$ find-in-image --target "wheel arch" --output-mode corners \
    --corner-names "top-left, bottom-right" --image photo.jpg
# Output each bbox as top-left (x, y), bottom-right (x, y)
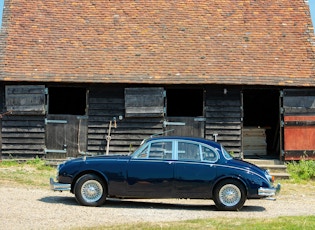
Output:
top-left (211, 176), bottom-right (248, 198)
top-left (71, 170), bottom-right (109, 193)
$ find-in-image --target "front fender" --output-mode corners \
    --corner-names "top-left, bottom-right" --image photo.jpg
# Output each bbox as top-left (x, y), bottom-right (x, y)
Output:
top-left (70, 169), bottom-right (110, 193)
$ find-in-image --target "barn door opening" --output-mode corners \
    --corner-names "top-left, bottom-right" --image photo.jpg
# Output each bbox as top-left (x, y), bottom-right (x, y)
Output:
top-left (164, 88), bottom-right (205, 137)
top-left (45, 87), bottom-right (88, 159)
top-left (242, 89), bottom-right (281, 159)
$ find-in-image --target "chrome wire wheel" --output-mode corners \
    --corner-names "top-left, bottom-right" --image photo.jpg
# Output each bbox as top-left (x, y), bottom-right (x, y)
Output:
top-left (80, 180), bottom-right (103, 203)
top-left (218, 184), bottom-right (241, 207)
top-left (75, 174), bottom-right (107, 206)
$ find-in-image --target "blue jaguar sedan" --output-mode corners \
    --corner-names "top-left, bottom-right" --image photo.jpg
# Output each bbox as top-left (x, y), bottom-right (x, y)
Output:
top-left (50, 136), bottom-right (280, 211)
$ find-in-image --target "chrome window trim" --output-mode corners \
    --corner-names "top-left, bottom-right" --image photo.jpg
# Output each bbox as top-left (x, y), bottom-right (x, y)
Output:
top-left (132, 138), bottom-right (220, 163)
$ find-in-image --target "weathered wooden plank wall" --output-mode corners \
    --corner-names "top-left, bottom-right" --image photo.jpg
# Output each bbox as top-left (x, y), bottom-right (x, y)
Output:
top-left (205, 86), bottom-right (242, 157)
top-left (88, 86), bottom-right (164, 155)
top-left (1, 115), bottom-right (45, 157)
top-left (0, 84), bottom-right (4, 159)
top-left (283, 89), bottom-right (315, 115)
top-left (1, 85), bottom-right (46, 158)
top-left (0, 84), bottom-right (242, 158)
top-left (125, 87), bottom-right (164, 117)
top-left (5, 85), bottom-right (46, 115)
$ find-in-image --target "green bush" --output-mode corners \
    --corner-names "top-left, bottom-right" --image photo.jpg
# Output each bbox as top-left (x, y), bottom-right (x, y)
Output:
top-left (286, 159), bottom-right (315, 181)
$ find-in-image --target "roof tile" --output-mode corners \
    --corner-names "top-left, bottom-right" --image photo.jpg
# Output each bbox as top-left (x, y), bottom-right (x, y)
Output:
top-left (0, 0), bottom-right (314, 86)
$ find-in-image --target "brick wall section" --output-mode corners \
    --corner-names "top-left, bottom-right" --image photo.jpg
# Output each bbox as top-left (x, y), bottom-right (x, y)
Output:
top-left (0, 0), bottom-right (314, 86)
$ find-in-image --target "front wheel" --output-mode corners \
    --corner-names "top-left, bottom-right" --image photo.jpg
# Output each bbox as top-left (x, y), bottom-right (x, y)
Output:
top-left (213, 179), bottom-right (246, 211)
top-left (74, 174), bottom-right (107, 206)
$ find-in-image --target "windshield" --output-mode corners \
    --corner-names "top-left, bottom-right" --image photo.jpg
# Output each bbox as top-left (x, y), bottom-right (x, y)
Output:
top-left (221, 146), bottom-right (233, 160)
top-left (130, 141), bottom-right (147, 157)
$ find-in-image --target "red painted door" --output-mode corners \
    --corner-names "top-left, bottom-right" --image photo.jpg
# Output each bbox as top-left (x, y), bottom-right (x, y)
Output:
top-left (284, 116), bottom-right (315, 160)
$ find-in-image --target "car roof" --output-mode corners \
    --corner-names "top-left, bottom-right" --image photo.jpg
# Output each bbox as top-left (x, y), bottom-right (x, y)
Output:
top-left (145, 136), bottom-right (222, 149)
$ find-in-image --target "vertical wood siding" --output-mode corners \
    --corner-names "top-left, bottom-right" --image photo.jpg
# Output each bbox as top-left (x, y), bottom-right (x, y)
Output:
top-left (205, 87), bottom-right (242, 157)
top-left (88, 86), bottom-right (164, 155)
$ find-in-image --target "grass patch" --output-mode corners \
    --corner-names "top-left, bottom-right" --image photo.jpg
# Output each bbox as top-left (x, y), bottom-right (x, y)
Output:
top-left (75, 216), bottom-right (315, 230)
top-left (0, 157), bottom-right (56, 188)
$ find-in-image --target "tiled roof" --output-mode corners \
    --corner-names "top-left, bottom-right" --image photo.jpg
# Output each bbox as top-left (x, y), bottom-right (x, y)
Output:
top-left (0, 0), bottom-right (314, 86)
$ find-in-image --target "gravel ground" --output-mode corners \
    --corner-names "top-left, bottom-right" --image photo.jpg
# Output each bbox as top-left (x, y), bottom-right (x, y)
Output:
top-left (1, 185), bottom-right (315, 230)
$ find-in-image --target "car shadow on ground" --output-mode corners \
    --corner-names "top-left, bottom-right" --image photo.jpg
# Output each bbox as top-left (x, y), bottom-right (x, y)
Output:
top-left (39, 196), bottom-right (266, 212)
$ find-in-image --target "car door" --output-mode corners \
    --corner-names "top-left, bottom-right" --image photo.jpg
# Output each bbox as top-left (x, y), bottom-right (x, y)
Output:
top-left (173, 141), bottom-right (218, 198)
top-left (126, 140), bottom-right (174, 197)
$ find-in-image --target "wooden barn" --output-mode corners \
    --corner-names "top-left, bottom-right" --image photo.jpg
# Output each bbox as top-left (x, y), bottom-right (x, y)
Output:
top-left (0, 0), bottom-right (314, 161)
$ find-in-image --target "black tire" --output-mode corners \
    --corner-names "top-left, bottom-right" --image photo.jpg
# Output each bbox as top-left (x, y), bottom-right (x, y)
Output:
top-left (213, 179), bottom-right (246, 211)
top-left (74, 174), bottom-right (107, 207)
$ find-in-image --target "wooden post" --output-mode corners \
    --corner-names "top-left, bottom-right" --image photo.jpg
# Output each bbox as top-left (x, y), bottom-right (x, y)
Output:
top-left (106, 121), bottom-right (112, 155)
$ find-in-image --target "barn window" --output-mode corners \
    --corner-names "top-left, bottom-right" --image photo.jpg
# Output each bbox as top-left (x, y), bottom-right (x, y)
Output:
top-left (48, 87), bottom-right (87, 115)
top-left (125, 87), bottom-right (165, 117)
top-left (166, 89), bottom-right (203, 117)
top-left (5, 85), bottom-right (46, 115)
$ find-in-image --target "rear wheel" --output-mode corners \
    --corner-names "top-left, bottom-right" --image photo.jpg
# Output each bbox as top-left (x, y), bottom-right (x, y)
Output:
top-left (213, 179), bottom-right (246, 211)
top-left (74, 174), bottom-right (107, 206)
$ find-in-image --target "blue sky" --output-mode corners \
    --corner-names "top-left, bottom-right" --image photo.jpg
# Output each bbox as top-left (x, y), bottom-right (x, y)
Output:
top-left (0, 0), bottom-right (315, 29)
top-left (310, 0), bottom-right (315, 28)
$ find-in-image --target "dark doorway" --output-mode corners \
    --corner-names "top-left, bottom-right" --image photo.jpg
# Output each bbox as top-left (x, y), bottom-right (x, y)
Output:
top-left (242, 89), bottom-right (280, 158)
top-left (48, 87), bottom-right (86, 115)
top-left (165, 88), bottom-right (205, 137)
top-left (166, 89), bottom-right (203, 117)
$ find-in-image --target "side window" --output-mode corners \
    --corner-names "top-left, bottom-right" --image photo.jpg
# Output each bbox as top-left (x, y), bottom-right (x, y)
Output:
top-left (149, 142), bottom-right (172, 159)
top-left (178, 142), bottom-right (201, 161)
top-left (201, 146), bottom-right (218, 162)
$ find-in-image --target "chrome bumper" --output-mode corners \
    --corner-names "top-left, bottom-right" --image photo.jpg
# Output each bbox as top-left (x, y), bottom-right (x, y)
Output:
top-left (258, 183), bottom-right (281, 197)
top-left (50, 177), bottom-right (71, 191)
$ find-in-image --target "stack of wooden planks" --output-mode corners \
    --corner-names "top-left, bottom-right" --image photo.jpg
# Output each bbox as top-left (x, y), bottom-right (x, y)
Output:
top-left (243, 127), bottom-right (267, 156)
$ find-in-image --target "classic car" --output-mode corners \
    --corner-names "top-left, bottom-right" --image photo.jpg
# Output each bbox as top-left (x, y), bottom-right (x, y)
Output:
top-left (50, 136), bottom-right (280, 211)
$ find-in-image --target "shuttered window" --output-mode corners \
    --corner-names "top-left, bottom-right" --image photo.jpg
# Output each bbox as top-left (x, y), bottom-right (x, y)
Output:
top-left (125, 87), bottom-right (165, 117)
top-left (283, 89), bottom-right (315, 115)
top-left (5, 85), bottom-right (46, 115)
